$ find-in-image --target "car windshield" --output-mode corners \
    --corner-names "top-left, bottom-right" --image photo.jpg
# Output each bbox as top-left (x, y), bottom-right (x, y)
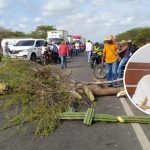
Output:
top-left (49, 38), bottom-right (62, 44)
top-left (15, 40), bottom-right (35, 46)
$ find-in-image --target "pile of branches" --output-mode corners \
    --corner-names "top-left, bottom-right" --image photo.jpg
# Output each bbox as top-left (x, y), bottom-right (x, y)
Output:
top-left (0, 58), bottom-right (124, 136)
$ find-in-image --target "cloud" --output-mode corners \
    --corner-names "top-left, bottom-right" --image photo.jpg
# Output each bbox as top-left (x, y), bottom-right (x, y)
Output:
top-left (91, 0), bottom-right (110, 6)
top-left (120, 17), bottom-right (135, 25)
top-left (0, 0), bottom-right (9, 9)
top-left (42, 0), bottom-right (73, 16)
top-left (0, 0), bottom-right (149, 41)
top-left (20, 17), bottom-right (29, 22)
top-left (34, 17), bottom-right (42, 23)
top-left (0, 20), bottom-right (5, 26)
top-left (18, 23), bottom-right (26, 29)
top-left (57, 10), bottom-right (139, 41)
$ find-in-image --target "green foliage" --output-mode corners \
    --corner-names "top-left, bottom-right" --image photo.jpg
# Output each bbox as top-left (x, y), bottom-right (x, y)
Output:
top-left (0, 58), bottom-right (72, 136)
top-left (36, 25), bottom-right (56, 33)
top-left (0, 25), bottom-right (57, 41)
top-left (33, 25), bottom-right (56, 39)
top-left (116, 27), bottom-right (150, 46)
top-left (10, 31), bottom-right (27, 37)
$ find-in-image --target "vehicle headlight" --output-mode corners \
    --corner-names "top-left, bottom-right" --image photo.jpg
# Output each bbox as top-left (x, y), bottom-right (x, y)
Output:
top-left (20, 49), bottom-right (30, 54)
top-left (18, 49), bottom-right (30, 57)
top-left (23, 49), bottom-right (30, 53)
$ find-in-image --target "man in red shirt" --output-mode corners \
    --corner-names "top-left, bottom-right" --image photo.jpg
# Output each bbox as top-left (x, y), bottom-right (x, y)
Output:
top-left (58, 40), bottom-right (69, 69)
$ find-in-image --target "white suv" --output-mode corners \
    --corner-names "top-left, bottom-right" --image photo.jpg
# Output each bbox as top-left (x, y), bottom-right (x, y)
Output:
top-left (9, 39), bottom-right (45, 61)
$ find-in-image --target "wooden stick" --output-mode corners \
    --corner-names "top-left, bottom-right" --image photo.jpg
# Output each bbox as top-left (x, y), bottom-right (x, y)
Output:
top-left (87, 78), bottom-right (123, 85)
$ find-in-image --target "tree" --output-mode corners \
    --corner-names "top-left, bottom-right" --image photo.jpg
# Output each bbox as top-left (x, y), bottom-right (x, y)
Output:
top-left (31, 25), bottom-right (56, 39)
top-left (0, 25), bottom-right (57, 42)
top-left (116, 27), bottom-right (150, 46)
top-left (36, 25), bottom-right (56, 34)
top-left (11, 31), bottom-right (26, 37)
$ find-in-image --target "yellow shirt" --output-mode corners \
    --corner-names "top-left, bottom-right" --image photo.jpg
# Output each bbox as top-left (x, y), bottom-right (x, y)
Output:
top-left (103, 43), bottom-right (118, 63)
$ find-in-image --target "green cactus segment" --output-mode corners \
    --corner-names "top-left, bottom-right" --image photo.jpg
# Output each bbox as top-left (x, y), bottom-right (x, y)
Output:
top-left (60, 112), bottom-right (85, 120)
top-left (121, 116), bottom-right (150, 124)
top-left (83, 108), bottom-right (95, 125)
top-left (94, 114), bottom-right (118, 122)
top-left (60, 109), bottom-right (150, 125)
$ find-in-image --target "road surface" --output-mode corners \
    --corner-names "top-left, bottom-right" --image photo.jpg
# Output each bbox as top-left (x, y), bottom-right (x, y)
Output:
top-left (0, 53), bottom-right (150, 150)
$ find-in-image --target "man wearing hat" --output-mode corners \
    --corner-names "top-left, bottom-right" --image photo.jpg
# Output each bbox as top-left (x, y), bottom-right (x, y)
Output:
top-left (102, 35), bottom-right (118, 87)
top-left (117, 40), bottom-right (129, 78)
top-left (127, 40), bottom-right (138, 55)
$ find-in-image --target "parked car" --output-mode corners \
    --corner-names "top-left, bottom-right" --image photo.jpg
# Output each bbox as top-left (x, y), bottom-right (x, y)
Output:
top-left (8, 39), bottom-right (45, 61)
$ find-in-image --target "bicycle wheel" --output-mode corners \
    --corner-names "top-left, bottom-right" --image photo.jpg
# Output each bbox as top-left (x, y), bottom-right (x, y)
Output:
top-left (94, 64), bottom-right (106, 79)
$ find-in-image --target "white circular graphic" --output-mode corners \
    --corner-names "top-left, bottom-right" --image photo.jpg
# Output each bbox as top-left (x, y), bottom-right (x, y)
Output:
top-left (124, 43), bottom-right (150, 115)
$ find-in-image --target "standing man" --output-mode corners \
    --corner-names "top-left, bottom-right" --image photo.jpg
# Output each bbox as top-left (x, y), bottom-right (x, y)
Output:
top-left (127, 40), bottom-right (138, 55)
top-left (117, 40), bottom-right (130, 78)
top-left (102, 35), bottom-right (118, 87)
top-left (51, 42), bottom-right (59, 64)
top-left (3, 41), bottom-right (10, 56)
top-left (86, 40), bottom-right (93, 62)
top-left (75, 42), bottom-right (79, 56)
top-left (58, 40), bottom-right (69, 69)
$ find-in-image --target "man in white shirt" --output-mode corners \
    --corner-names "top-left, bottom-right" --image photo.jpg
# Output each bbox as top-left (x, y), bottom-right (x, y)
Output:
top-left (75, 42), bottom-right (79, 56)
top-left (132, 75), bottom-right (150, 114)
top-left (85, 40), bottom-right (93, 62)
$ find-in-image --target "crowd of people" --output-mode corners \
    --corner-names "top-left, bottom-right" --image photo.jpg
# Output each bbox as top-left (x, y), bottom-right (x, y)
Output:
top-left (85, 35), bottom-right (138, 87)
top-left (41, 40), bottom-right (85, 69)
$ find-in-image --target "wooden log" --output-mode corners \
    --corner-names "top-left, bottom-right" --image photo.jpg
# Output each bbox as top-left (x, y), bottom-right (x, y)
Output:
top-left (88, 85), bottom-right (123, 96)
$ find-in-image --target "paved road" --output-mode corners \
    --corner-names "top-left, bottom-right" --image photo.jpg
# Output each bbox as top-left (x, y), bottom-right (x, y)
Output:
top-left (0, 53), bottom-right (150, 150)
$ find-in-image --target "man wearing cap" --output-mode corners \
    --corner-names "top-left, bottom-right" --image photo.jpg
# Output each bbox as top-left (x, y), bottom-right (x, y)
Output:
top-left (127, 40), bottom-right (138, 55)
top-left (117, 40), bottom-right (129, 78)
top-left (102, 35), bottom-right (118, 87)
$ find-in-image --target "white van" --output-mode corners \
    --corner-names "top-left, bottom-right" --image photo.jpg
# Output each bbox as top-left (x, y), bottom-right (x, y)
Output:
top-left (9, 39), bottom-right (45, 61)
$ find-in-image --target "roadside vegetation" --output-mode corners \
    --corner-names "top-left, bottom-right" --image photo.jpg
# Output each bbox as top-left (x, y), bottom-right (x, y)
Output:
top-left (0, 25), bottom-right (56, 43)
top-left (116, 27), bottom-right (150, 46)
top-left (0, 58), bottom-right (74, 136)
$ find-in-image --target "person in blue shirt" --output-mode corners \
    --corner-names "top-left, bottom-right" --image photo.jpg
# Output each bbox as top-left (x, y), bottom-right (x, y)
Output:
top-left (49, 42), bottom-right (59, 64)
top-left (117, 40), bottom-right (130, 78)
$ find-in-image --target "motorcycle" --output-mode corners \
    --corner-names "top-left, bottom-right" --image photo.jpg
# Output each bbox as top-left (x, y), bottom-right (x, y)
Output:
top-left (90, 51), bottom-right (101, 69)
top-left (90, 51), bottom-right (106, 79)
top-left (41, 47), bottom-right (52, 65)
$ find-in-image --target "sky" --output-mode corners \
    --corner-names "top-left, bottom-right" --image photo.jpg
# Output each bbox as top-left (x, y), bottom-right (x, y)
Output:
top-left (0, 0), bottom-right (150, 41)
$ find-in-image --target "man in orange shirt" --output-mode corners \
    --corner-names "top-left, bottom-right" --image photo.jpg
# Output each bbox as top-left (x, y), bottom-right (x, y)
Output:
top-left (58, 40), bottom-right (69, 69)
top-left (102, 35), bottom-right (118, 87)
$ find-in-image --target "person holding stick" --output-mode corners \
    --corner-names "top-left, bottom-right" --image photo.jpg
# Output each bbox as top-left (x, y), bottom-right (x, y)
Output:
top-left (102, 35), bottom-right (119, 87)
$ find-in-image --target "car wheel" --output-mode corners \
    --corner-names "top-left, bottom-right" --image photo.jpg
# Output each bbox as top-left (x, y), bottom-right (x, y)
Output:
top-left (30, 53), bottom-right (37, 62)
